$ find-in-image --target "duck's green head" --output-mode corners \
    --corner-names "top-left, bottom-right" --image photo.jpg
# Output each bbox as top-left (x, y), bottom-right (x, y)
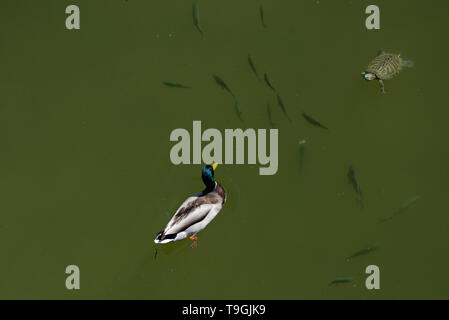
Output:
top-left (202, 163), bottom-right (218, 189)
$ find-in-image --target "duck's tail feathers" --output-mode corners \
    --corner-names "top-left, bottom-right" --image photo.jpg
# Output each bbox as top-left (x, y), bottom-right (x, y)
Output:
top-left (154, 238), bottom-right (174, 244)
top-left (154, 231), bottom-right (177, 244)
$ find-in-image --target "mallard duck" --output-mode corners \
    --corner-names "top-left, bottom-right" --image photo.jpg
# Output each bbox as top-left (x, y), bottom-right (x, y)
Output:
top-left (154, 163), bottom-right (226, 248)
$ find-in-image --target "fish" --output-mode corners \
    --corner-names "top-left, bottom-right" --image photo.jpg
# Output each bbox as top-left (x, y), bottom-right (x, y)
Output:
top-left (302, 112), bottom-right (329, 130)
top-left (212, 74), bottom-right (235, 99)
top-left (345, 243), bottom-right (380, 261)
top-left (328, 277), bottom-right (353, 286)
top-left (248, 54), bottom-right (262, 82)
top-left (192, 1), bottom-right (204, 35)
top-left (264, 72), bottom-right (276, 92)
top-left (154, 248), bottom-right (158, 260)
top-left (276, 93), bottom-right (292, 122)
top-left (163, 81), bottom-right (191, 89)
top-left (267, 103), bottom-right (275, 127)
top-left (259, 5), bottom-right (267, 28)
top-left (347, 165), bottom-right (363, 207)
top-left (379, 195), bottom-right (420, 222)
top-left (234, 100), bottom-right (245, 124)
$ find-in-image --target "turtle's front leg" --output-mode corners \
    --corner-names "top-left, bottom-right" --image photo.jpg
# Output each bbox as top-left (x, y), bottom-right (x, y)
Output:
top-left (379, 79), bottom-right (386, 93)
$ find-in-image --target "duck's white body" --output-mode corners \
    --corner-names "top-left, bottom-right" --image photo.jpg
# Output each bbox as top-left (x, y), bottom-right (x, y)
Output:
top-left (154, 181), bottom-right (226, 244)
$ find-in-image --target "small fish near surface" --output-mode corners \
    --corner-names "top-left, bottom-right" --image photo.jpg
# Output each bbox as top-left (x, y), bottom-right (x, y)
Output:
top-left (328, 277), bottom-right (353, 286)
top-left (212, 74), bottom-right (235, 99)
top-left (248, 54), bottom-right (262, 82)
top-left (192, 0), bottom-right (204, 35)
top-left (379, 195), bottom-right (420, 223)
top-left (302, 112), bottom-right (329, 130)
top-left (163, 81), bottom-right (191, 89)
top-left (345, 243), bottom-right (380, 262)
top-left (276, 93), bottom-right (292, 123)
top-left (264, 72), bottom-right (276, 92)
top-left (347, 165), bottom-right (363, 207)
top-left (267, 103), bottom-right (275, 128)
top-left (259, 5), bottom-right (267, 28)
top-left (234, 100), bottom-right (245, 124)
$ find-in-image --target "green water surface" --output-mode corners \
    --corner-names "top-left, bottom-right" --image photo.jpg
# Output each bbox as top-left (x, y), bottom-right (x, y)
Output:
top-left (0, 0), bottom-right (448, 299)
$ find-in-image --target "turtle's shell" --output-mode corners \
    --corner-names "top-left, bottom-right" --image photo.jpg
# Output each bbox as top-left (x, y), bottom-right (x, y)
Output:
top-left (366, 53), bottom-right (404, 80)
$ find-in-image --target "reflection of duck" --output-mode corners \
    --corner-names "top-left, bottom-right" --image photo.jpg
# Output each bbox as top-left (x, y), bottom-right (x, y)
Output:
top-left (154, 163), bottom-right (226, 248)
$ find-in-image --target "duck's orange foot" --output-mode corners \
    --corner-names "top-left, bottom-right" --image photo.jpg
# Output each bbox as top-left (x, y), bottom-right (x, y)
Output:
top-left (189, 236), bottom-right (198, 248)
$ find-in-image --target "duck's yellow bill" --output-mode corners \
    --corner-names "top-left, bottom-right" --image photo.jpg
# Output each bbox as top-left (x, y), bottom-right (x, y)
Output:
top-left (212, 163), bottom-right (218, 170)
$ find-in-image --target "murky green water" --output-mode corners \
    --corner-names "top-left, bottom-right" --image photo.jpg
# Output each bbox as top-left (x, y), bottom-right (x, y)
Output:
top-left (1, 0), bottom-right (448, 299)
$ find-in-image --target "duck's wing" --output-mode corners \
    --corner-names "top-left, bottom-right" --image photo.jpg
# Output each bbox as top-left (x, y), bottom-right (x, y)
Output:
top-left (161, 195), bottom-right (216, 237)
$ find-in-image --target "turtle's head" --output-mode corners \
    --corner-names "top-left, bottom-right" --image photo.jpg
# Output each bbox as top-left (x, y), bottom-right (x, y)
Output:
top-left (202, 163), bottom-right (218, 190)
top-left (361, 72), bottom-right (377, 81)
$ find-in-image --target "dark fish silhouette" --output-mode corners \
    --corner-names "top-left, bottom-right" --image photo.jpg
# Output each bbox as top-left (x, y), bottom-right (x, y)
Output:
top-left (379, 195), bottom-right (420, 222)
top-left (276, 93), bottom-right (292, 122)
top-left (328, 277), bottom-right (353, 286)
top-left (192, 1), bottom-right (204, 35)
top-left (348, 165), bottom-right (363, 207)
top-left (163, 81), bottom-right (191, 89)
top-left (212, 74), bottom-right (235, 99)
top-left (234, 100), bottom-right (244, 124)
top-left (302, 112), bottom-right (329, 130)
top-left (260, 5), bottom-right (267, 28)
top-left (267, 103), bottom-right (275, 127)
top-left (264, 72), bottom-right (276, 92)
top-left (248, 54), bottom-right (262, 82)
top-left (345, 243), bottom-right (380, 261)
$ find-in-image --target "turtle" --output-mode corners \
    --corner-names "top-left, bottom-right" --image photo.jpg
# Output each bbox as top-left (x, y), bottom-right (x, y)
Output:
top-left (362, 49), bottom-right (413, 93)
